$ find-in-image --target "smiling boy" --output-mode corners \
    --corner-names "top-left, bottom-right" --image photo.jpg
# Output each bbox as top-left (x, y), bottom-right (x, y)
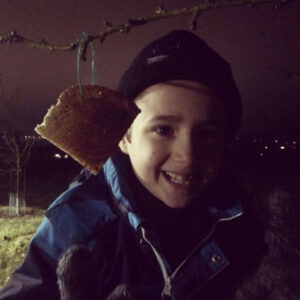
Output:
top-left (119, 80), bottom-right (226, 209)
top-left (0, 30), bottom-right (263, 300)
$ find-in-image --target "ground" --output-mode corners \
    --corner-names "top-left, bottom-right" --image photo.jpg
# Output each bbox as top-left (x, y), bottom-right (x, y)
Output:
top-left (0, 207), bottom-right (44, 289)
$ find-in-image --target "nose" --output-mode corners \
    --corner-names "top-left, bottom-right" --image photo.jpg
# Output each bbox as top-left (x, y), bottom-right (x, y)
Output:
top-left (171, 133), bottom-right (196, 166)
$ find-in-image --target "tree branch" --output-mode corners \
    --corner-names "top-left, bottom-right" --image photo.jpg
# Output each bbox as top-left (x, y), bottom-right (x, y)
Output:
top-left (0, 0), bottom-right (292, 59)
top-left (0, 167), bottom-right (16, 173)
top-left (21, 140), bottom-right (35, 168)
top-left (2, 131), bottom-right (17, 155)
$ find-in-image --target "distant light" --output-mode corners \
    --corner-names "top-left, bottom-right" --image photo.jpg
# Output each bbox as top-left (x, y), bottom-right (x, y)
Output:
top-left (253, 139), bottom-right (257, 143)
top-left (64, 154), bottom-right (68, 159)
top-left (259, 153), bottom-right (264, 157)
top-left (54, 153), bottom-right (62, 159)
top-left (274, 139), bottom-right (278, 143)
top-left (292, 141), bottom-right (297, 145)
top-left (280, 146), bottom-right (285, 150)
top-left (264, 146), bottom-right (268, 150)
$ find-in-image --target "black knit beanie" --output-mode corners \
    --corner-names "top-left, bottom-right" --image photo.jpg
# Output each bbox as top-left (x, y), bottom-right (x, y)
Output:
top-left (117, 30), bottom-right (242, 138)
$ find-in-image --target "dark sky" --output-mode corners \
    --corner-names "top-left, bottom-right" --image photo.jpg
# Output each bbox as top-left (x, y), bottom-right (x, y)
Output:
top-left (0, 0), bottom-right (299, 135)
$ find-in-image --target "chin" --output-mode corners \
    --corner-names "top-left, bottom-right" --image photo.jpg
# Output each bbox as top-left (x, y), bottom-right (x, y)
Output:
top-left (162, 198), bottom-right (194, 209)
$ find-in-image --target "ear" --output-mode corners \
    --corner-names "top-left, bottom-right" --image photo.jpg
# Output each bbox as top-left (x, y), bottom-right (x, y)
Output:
top-left (118, 135), bottom-right (129, 154)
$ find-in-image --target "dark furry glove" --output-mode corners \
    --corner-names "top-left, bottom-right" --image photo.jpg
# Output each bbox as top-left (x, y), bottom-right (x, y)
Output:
top-left (234, 187), bottom-right (300, 300)
top-left (56, 244), bottom-right (97, 300)
top-left (106, 284), bottom-right (134, 300)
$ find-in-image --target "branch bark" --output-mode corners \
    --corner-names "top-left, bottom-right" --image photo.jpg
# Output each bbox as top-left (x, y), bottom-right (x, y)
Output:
top-left (0, 0), bottom-right (292, 59)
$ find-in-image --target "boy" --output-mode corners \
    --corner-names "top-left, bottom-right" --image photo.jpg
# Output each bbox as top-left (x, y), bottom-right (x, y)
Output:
top-left (0, 30), bottom-right (263, 299)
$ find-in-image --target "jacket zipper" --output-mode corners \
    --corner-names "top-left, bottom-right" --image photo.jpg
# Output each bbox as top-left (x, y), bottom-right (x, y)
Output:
top-left (141, 212), bottom-right (243, 299)
top-left (140, 227), bottom-right (170, 284)
top-left (172, 213), bottom-right (243, 299)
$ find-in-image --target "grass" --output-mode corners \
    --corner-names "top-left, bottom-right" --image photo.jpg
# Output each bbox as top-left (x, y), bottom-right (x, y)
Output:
top-left (0, 206), bottom-right (44, 289)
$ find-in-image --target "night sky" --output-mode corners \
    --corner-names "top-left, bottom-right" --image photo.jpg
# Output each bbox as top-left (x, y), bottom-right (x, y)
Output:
top-left (0, 0), bottom-right (299, 135)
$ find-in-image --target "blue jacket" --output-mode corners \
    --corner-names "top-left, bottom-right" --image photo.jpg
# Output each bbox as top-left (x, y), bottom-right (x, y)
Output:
top-left (0, 153), bottom-right (263, 299)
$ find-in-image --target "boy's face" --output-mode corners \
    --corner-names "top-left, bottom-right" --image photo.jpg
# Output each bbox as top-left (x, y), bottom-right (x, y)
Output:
top-left (119, 80), bottom-right (226, 209)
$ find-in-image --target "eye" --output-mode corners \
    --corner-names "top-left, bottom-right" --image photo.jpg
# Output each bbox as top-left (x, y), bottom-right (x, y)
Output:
top-left (198, 129), bottom-right (220, 140)
top-left (154, 125), bottom-right (174, 136)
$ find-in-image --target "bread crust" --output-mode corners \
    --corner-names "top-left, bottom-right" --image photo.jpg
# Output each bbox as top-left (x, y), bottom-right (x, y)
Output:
top-left (35, 85), bottom-right (139, 174)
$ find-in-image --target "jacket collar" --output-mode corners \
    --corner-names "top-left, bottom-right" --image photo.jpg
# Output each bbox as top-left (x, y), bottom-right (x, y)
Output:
top-left (102, 151), bottom-right (244, 231)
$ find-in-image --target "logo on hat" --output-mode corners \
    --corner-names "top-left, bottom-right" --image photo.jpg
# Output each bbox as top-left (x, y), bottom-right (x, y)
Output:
top-left (147, 54), bottom-right (169, 65)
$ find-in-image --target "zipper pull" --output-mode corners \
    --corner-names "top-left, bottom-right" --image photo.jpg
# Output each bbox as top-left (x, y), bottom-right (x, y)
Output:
top-left (161, 276), bottom-right (172, 299)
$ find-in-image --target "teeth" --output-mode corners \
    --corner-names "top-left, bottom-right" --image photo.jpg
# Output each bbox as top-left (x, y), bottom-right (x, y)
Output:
top-left (165, 171), bottom-right (193, 185)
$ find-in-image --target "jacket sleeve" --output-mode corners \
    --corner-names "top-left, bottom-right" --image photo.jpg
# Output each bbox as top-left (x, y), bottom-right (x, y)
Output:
top-left (0, 217), bottom-right (66, 300)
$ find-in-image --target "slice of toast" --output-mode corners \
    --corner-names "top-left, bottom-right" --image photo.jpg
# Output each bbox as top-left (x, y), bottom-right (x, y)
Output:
top-left (35, 85), bottom-right (139, 175)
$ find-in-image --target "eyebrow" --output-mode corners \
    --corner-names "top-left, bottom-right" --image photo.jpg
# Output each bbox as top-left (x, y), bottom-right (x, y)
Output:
top-left (148, 115), bottom-right (223, 126)
top-left (148, 115), bottom-right (182, 122)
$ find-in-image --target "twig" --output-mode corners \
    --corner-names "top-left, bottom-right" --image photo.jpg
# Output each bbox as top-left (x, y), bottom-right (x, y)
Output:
top-left (21, 140), bottom-right (35, 168)
top-left (2, 131), bottom-right (17, 155)
top-left (189, 10), bottom-right (201, 31)
top-left (0, 0), bottom-right (292, 59)
top-left (0, 167), bottom-right (16, 173)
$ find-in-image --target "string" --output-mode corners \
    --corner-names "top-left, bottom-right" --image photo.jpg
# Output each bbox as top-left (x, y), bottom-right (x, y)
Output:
top-left (76, 32), bottom-right (88, 97)
top-left (90, 40), bottom-right (96, 85)
top-left (76, 32), bottom-right (97, 97)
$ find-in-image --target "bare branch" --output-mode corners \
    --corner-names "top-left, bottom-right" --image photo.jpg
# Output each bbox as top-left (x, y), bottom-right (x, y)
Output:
top-left (2, 131), bottom-right (17, 155)
top-left (9, 131), bottom-right (20, 157)
top-left (0, 0), bottom-right (291, 58)
top-left (189, 10), bottom-right (201, 31)
top-left (21, 140), bottom-right (35, 168)
top-left (20, 140), bottom-right (30, 160)
top-left (0, 156), bottom-right (15, 170)
top-left (0, 167), bottom-right (16, 173)
top-left (0, 130), bottom-right (34, 172)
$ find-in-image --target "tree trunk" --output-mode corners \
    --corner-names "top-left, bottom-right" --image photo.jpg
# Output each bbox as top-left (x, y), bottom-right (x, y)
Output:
top-left (15, 155), bottom-right (21, 216)
top-left (8, 166), bottom-right (26, 217)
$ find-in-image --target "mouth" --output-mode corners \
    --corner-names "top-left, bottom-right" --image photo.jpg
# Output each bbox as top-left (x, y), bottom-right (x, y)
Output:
top-left (162, 170), bottom-right (195, 187)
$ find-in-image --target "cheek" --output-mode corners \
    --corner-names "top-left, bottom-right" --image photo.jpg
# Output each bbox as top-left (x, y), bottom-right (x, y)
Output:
top-left (199, 164), bottom-right (220, 187)
top-left (200, 142), bottom-right (223, 163)
top-left (145, 138), bottom-right (167, 159)
top-left (149, 150), bottom-right (163, 173)
top-left (206, 151), bottom-right (223, 173)
top-left (135, 149), bottom-right (160, 175)
top-left (199, 145), bottom-right (224, 182)
top-left (142, 148), bottom-right (167, 179)
top-left (150, 149), bottom-right (160, 160)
